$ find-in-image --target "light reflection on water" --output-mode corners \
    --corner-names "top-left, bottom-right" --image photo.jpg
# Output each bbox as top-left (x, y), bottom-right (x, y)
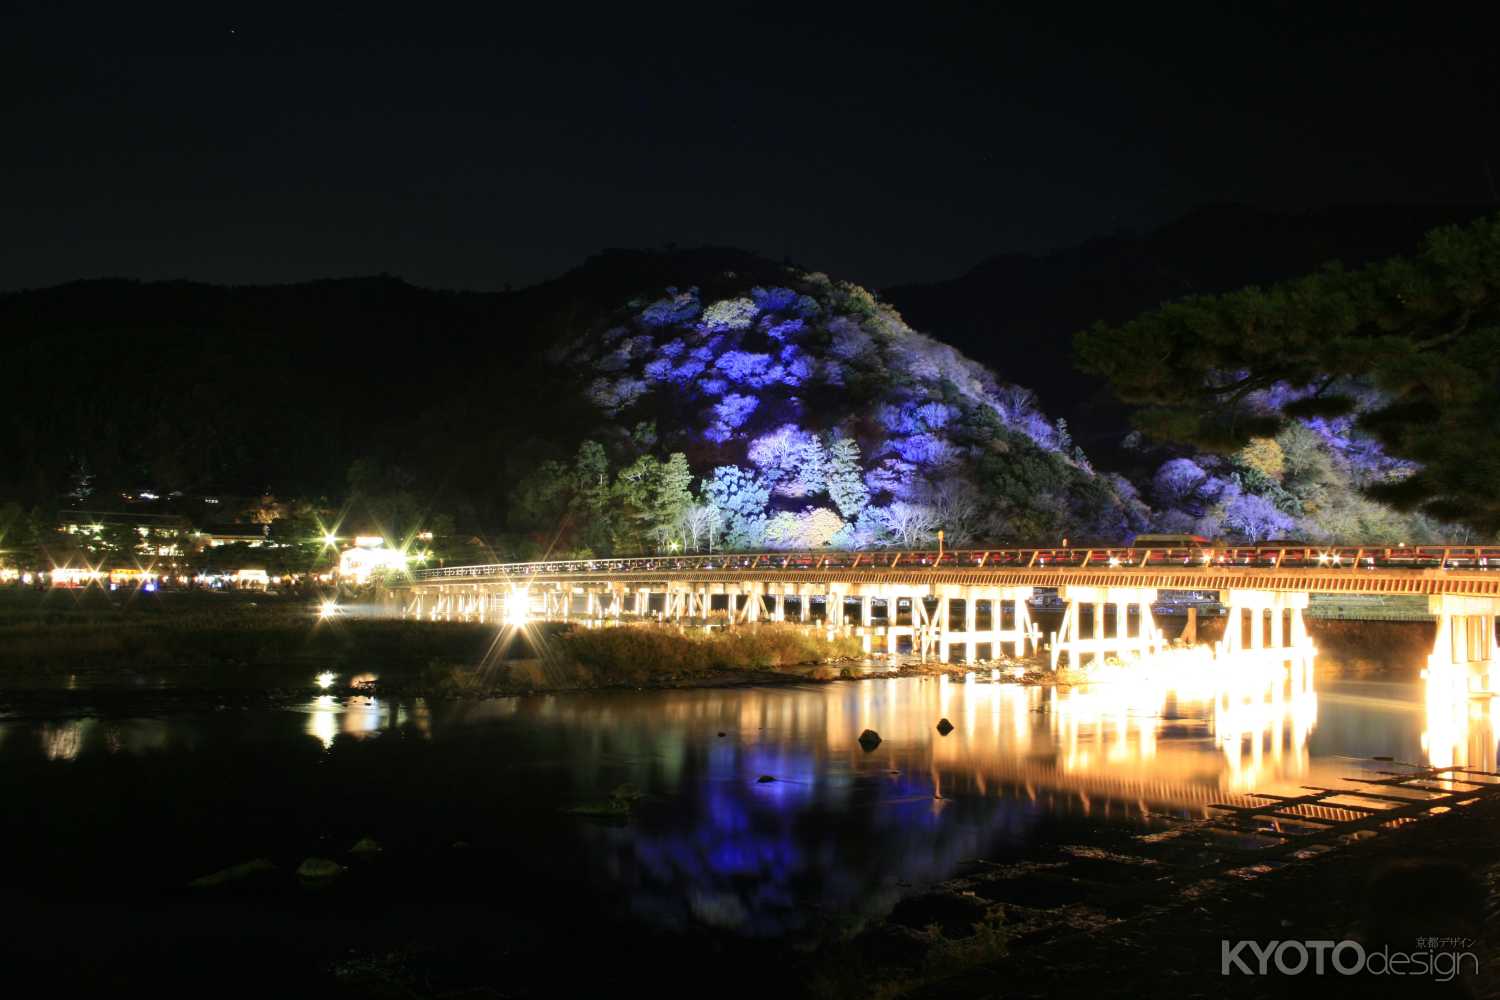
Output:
top-left (7, 656), bottom-right (1494, 795)
top-left (302, 693), bottom-right (395, 749)
top-left (1424, 663), bottom-right (1498, 772)
top-left (34, 718), bottom-right (174, 761)
top-left (468, 652), bottom-right (1492, 818)
top-left (2, 653), bottom-right (1497, 938)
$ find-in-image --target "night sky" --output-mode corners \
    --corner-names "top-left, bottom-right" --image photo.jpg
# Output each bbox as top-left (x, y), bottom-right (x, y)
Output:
top-left (4, 3), bottom-right (1496, 293)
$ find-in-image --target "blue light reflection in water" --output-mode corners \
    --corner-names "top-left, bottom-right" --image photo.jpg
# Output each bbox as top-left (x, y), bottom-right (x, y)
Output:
top-left (0, 662), bottom-right (1493, 941)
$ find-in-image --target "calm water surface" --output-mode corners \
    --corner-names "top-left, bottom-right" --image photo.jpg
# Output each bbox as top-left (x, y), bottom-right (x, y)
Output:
top-left (1, 660), bottom-right (1495, 941)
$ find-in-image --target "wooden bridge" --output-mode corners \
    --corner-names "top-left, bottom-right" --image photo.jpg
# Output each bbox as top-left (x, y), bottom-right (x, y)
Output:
top-left (391, 545), bottom-right (1500, 682)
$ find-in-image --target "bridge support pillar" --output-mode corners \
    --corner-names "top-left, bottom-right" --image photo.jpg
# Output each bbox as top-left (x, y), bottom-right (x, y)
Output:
top-left (1052, 586), bottom-right (1164, 670)
top-left (1427, 595), bottom-right (1499, 694)
top-left (991, 587), bottom-right (1036, 658)
top-left (1218, 590), bottom-right (1312, 662)
top-left (913, 589), bottom-right (935, 660)
top-left (962, 588), bottom-right (978, 664)
top-left (936, 587), bottom-right (953, 663)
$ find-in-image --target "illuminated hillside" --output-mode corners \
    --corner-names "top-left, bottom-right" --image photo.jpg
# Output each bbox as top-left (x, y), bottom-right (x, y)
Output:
top-left (509, 269), bottom-right (1146, 554)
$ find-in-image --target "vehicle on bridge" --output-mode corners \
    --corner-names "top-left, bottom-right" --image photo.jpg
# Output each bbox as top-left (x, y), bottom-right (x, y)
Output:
top-left (1129, 533), bottom-right (1219, 549)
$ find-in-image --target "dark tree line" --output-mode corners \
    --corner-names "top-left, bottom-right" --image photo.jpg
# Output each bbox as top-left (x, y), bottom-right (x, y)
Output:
top-left (1077, 213), bottom-right (1500, 534)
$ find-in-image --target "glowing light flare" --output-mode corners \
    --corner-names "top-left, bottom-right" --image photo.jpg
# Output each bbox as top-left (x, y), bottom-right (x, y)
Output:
top-left (50, 565), bottom-right (105, 587)
top-left (1421, 663), bottom-right (1496, 772)
top-left (505, 588), bottom-right (531, 627)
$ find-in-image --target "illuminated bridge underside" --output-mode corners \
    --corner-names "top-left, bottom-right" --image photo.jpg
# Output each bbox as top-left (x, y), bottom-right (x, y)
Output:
top-left (397, 548), bottom-right (1500, 678)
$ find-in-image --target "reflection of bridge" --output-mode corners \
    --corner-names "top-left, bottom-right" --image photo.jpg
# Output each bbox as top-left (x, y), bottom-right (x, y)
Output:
top-left (394, 545), bottom-right (1500, 682)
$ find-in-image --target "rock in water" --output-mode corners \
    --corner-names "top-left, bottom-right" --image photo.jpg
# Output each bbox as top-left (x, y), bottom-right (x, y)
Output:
top-left (757, 774), bottom-right (776, 783)
top-left (936, 718), bottom-right (955, 735)
top-left (296, 857), bottom-right (343, 882)
top-left (858, 729), bottom-right (882, 751)
top-left (350, 837), bottom-right (382, 859)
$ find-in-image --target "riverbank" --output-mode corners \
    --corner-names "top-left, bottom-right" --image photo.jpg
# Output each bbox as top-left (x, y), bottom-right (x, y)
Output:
top-left (857, 779), bottom-right (1500, 999)
top-left (0, 587), bottom-right (1433, 705)
top-left (0, 588), bottom-right (876, 703)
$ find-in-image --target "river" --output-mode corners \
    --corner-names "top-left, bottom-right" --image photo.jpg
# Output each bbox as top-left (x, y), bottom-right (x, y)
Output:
top-left (1, 654), bottom-right (1494, 992)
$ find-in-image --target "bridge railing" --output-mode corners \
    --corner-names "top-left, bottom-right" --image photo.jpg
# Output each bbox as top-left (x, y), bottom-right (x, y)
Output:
top-left (408, 545), bottom-right (1500, 581)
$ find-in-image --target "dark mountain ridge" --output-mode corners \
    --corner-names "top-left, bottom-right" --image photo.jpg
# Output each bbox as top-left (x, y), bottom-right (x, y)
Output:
top-left (883, 202), bottom-right (1494, 459)
top-left (3, 204), bottom-right (1489, 529)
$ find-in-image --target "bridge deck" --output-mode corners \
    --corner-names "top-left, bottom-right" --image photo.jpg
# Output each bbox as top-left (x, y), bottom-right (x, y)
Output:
top-left (407, 545), bottom-right (1500, 598)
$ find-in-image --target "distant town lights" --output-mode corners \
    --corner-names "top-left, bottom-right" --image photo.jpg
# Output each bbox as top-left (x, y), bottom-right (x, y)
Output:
top-left (338, 544), bottom-right (406, 584)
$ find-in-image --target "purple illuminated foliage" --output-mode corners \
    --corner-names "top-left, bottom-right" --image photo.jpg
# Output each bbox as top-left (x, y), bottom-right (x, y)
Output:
top-left (1221, 492), bottom-right (1295, 542)
top-left (750, 286), bottom-right (800, 313)
top-left (640, 289), bottom-right (701, 327)
top-left (559, 268), bottom-right (1148, 551)
top-left (715, 351), bottom-right (780, 387)
top-left (827, 317), bottom-right (875, 361)
top-left (765, 318), bottom-right (805, 341)
top-left (747, 424), bottom-right (825, 497)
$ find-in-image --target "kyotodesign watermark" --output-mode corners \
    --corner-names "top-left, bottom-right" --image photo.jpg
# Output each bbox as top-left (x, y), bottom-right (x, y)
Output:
top-left (1221, 938), bottom-right (1479, 981)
